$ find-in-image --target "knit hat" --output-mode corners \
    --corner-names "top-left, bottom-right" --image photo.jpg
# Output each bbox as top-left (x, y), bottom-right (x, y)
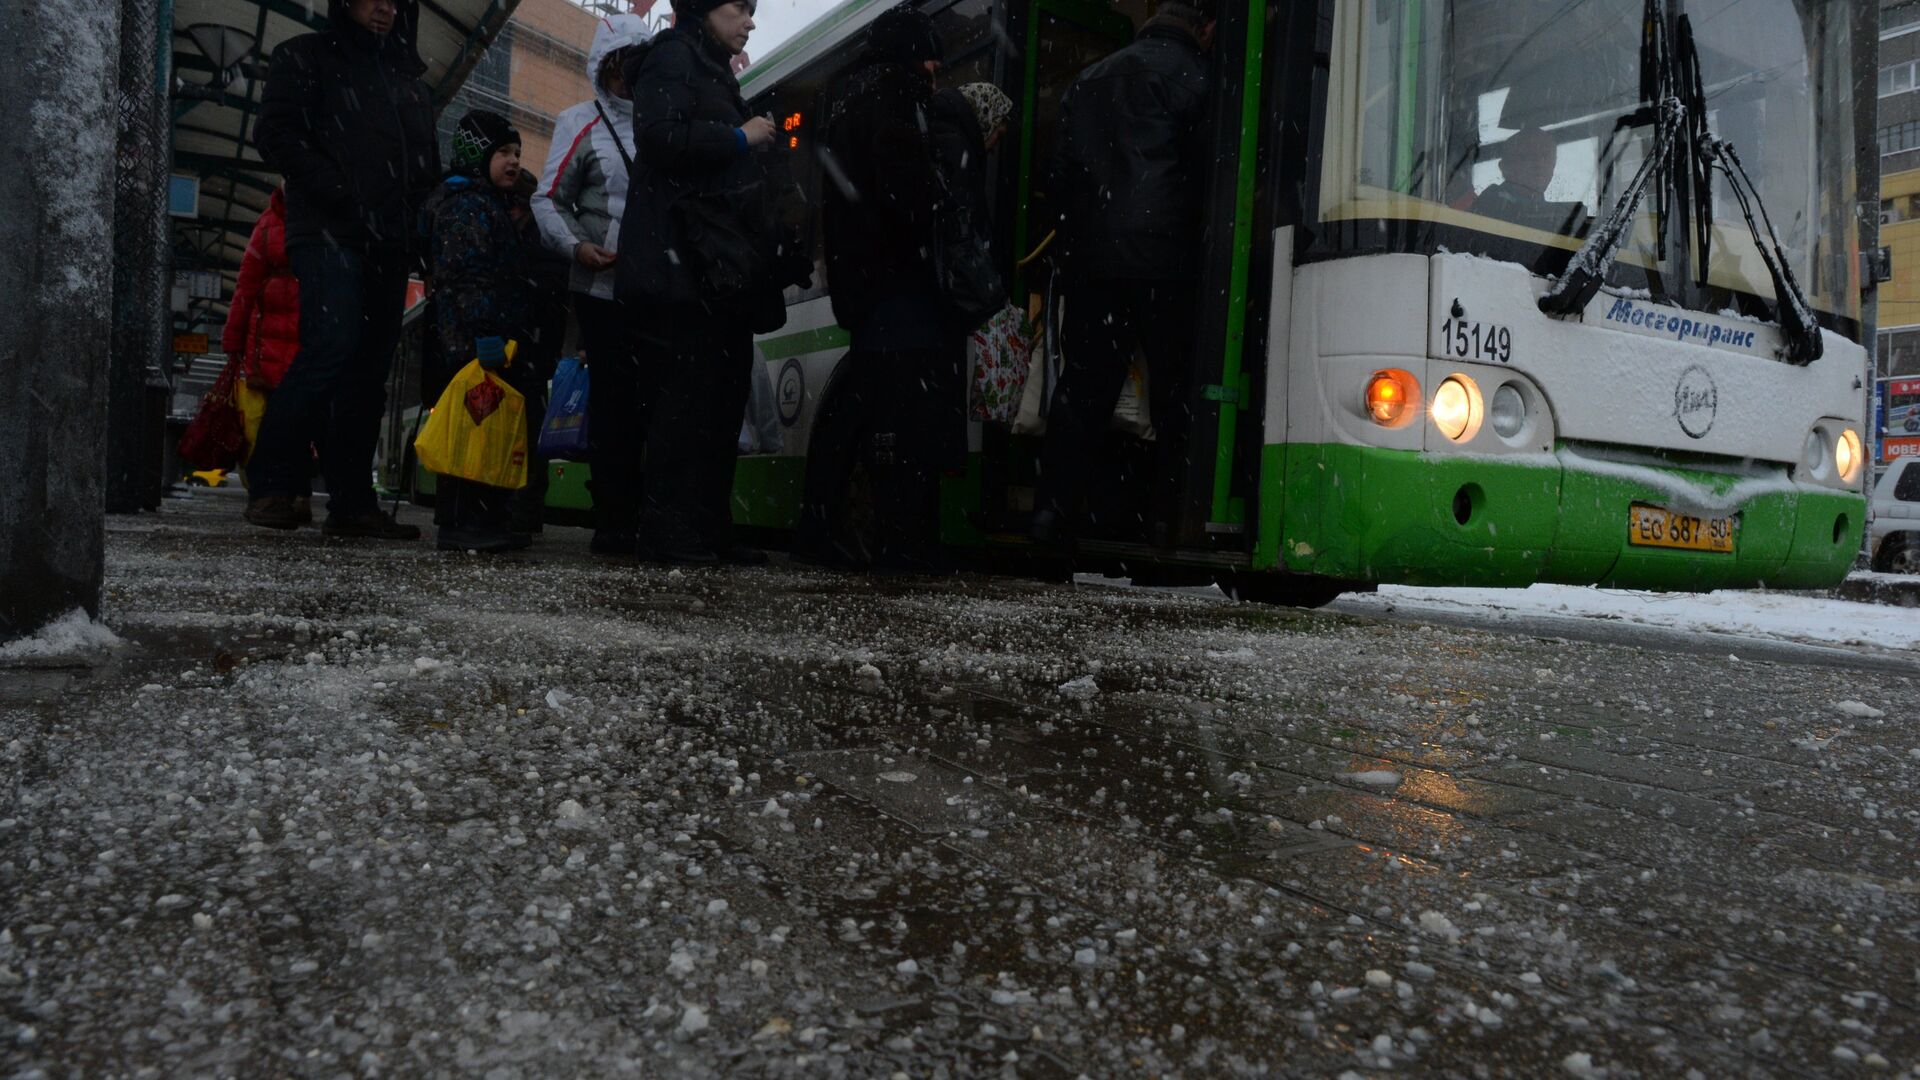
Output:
top-left (958, 82), bottom-right (1013, 135)
top-left (451, 110), bottom-right (520, 174)
top-left (863, 6), bottom-right (943, 67)
top-left (672, 0), bottom-right (747, 31)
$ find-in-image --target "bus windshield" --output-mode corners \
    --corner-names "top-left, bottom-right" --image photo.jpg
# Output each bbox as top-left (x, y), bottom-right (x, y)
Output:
top-left (1316, 0), bottom-right (1859, 324)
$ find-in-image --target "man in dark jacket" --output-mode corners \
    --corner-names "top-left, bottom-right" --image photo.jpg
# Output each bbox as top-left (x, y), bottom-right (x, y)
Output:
top-left (1032, 0), bottom-right (1214, 550)
top-left (616, 0), bottom-right (801, 565)
top-left (812, 8), bottom-right (964, 573)
top-left (245, 0), bottom-right (440, 539)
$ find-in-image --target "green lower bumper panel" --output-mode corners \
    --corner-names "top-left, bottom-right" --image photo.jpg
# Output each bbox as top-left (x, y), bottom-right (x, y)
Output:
top-left (1267, 443), bottom-right (1862, 591)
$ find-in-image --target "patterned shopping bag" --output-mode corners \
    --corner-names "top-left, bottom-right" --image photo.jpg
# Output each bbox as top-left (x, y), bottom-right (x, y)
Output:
top-left (968, 303), bottom-right (1036, 423)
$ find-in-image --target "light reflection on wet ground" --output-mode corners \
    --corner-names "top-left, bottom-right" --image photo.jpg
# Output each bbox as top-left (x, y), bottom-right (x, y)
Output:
top-left (3, 494), bottom-right (1917, 1077)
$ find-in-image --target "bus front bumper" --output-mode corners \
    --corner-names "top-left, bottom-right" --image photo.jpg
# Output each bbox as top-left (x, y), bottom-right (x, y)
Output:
top-left (1267, 443), bottom-right (1863, 591)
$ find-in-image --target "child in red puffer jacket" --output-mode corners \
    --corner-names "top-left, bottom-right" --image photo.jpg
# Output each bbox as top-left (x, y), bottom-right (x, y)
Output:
top-left (222, 187), bottom-right (312, 519)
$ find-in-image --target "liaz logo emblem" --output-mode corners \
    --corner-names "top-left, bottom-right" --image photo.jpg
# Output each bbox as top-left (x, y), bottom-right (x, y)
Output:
top-left (1672, 364), bottom-right (1717, 439)
top-left (777, 358), bottom-right (805, 428)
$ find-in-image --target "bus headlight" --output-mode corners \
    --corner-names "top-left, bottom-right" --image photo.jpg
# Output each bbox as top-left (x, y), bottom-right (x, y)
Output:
top-left (1802, 430), bottom-right (1828, 478)
top-left (1836, 429), bottom-right (1863, 484)
top-left (1490, 384), bottom-right (1526, 439)
top-left (1431, 375), bottom-right (1482, 442)
top-left (1365, 370), bottom-right (1417, 425)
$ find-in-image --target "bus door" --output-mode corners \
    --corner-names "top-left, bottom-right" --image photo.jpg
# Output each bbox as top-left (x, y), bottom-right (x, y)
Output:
top-left (1009, 0), bottom-right (1134, 287)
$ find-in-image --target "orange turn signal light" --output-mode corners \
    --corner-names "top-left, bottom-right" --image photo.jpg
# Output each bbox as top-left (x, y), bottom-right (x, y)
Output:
top-left (1365, 370), bottom-right (1417, 425)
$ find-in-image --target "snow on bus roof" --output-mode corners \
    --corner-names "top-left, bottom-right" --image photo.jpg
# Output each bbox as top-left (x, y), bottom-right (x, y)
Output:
top-left (741, 0), bottom-right (898, 93)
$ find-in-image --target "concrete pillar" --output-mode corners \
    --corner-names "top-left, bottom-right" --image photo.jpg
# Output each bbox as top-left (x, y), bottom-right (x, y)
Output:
top-left (0, 2), bottom-right (122, 639)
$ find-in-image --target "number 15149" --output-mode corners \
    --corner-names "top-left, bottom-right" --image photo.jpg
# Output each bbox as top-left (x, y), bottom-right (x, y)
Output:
top-left (1440, 319), bottom-right (1513, 363)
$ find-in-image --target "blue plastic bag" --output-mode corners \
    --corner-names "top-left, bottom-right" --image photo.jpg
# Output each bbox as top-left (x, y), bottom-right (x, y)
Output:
top-left (537, 357), bottom-right (591, 459)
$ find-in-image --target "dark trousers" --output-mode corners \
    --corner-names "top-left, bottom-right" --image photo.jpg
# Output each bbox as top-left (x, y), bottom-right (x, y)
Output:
top-left (512, 356), bottom-right (554, 532)
top-left (250, 242), bottom-right (411, 517)
top-left (513, 365), bottom-right (550, 532)
top-left (849, 344), bottom-right (966, 560)
top-left (1035, 280), bottom-right (1196, 531)
top-left (639, 322), bottom-right (752, 552)
top-left (577, 295), bottom-right (651, 535)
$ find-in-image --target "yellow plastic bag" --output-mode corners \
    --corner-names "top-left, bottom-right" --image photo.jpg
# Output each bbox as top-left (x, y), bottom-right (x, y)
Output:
top-left (234, 381), bottom-right (270, 462)
top-left (414, 355), bottom-right (528, 490)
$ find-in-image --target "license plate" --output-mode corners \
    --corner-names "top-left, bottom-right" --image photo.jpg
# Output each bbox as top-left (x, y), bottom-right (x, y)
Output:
top-left (1627, 503), bottom-right (1736, 553)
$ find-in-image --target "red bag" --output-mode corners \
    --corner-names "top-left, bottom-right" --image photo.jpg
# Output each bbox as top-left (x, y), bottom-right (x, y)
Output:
top-left (177, 358), bottom-right (248, 470)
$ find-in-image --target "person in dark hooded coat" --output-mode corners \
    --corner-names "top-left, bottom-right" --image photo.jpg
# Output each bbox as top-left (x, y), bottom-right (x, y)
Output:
top-left (246, 0), bottom-right (440, 539)
top-left (1031, 0), bottom-right (1214, 552)
top-left (616, 0), bottom-right (806, 565)
top-left (812, 7), bottom-right (968, 573)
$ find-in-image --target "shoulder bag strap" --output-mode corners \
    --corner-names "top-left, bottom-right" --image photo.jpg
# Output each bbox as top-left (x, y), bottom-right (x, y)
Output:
top-left (593, 100), bottom-right (637, 176)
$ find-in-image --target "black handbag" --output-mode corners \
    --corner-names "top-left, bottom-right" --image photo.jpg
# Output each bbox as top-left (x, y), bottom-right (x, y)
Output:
top-left (930, 167), bottom-right (1003, 330)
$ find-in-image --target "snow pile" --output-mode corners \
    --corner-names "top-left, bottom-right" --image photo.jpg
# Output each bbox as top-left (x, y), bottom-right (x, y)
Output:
top-left (0, 609), bottom-right (120, 660)
top-left (1342, 583), bottom-right (1920, 653)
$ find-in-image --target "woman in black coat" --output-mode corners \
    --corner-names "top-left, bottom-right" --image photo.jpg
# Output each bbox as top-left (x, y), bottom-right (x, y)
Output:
top-left (616, 0), bottom-right (803, 565)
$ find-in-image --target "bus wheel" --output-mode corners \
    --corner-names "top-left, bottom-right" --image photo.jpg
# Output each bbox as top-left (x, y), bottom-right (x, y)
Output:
top-left (1873, 534), bottom-right (1919, 575)
top-left (1216, 571), bottom-right (1349, 609)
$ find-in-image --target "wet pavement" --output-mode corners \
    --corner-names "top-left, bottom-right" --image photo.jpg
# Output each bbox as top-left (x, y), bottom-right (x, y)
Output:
top-left (3, 491), bottom-right (1918, 1078)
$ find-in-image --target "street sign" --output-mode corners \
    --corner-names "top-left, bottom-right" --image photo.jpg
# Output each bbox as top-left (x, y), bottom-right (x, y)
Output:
top-left (1876, 376), bottom-right (1920, 462)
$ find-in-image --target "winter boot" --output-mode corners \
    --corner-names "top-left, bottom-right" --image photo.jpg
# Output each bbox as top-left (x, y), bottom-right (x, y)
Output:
top-left (245, 496), bottom-right (300, 530)
top-left (323, 508), bottom-right (422, 541)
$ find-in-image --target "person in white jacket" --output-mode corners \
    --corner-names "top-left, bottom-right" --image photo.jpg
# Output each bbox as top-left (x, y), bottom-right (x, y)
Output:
top-left (531, 13), bottom-right (655, 556)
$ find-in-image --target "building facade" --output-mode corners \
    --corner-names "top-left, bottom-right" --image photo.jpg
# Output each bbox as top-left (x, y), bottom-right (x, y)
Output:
top-left (1880, 1), bottom-right (1920, 376)
top-left (1881, 2), bottom-right (1920, 465)
top-left (438, 0), bottom-right (606, 184)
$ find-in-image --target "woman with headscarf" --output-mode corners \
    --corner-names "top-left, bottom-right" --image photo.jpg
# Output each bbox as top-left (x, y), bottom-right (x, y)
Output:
top-left (928, 81), bottom-right (1013, 228)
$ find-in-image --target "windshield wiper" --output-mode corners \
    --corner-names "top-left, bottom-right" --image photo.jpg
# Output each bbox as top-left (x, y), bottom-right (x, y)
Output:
top-left (1538, 5), bottom-right (1824, 365)
top-left (1539, 0), bottom-right (1684, 317)
top-left (1536, 95), bottom-right (1686, 317)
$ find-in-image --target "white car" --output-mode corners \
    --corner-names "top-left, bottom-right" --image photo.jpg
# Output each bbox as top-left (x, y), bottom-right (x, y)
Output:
top-left (1869, 456), bottom-right (1920, 574)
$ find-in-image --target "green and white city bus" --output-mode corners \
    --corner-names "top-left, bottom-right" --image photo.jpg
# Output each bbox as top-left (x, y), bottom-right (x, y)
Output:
top-left (404, 0), bottom-right (1874, 606)
top-left (726, 0), bottom-right (1875, 604)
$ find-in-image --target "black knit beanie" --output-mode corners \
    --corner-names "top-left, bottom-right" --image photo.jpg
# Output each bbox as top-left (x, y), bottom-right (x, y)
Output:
top-left (672, 0), bottom-right (739, 32)
top-left (863, 6), bottom-right (943, 67)
top-left (451, 110), bottom-right (520, 175)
